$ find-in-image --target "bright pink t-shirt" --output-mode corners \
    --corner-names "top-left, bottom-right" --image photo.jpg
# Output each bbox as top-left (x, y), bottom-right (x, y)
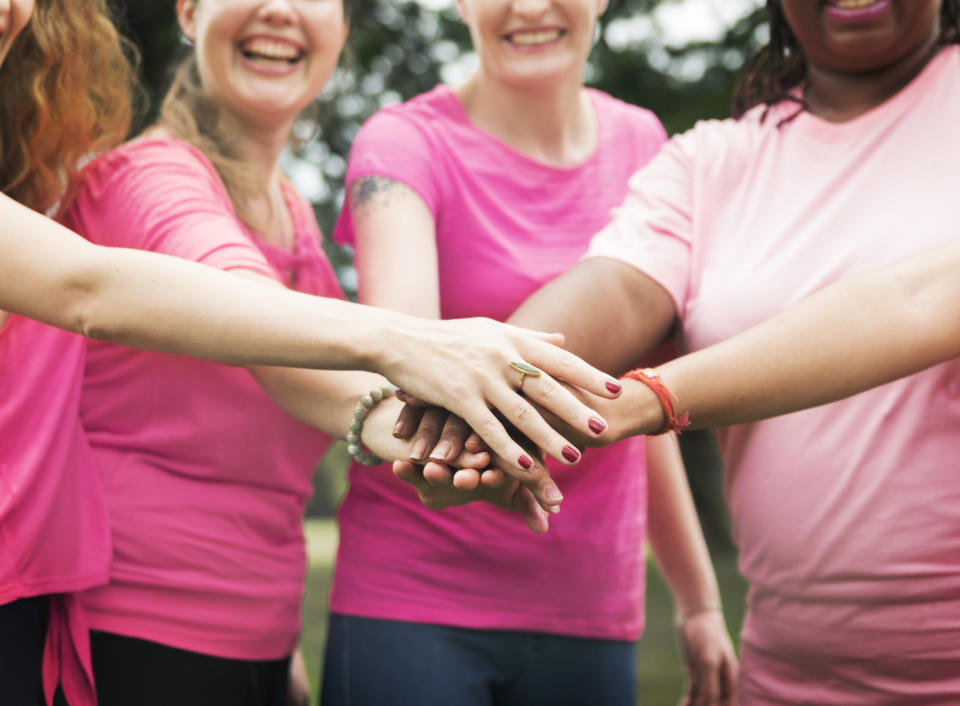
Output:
top-left (0, 319), bottom-right (109, 604)
top-left (331, 86), bottom-right (666, 640)
top-left (60, 137), bottom-right (340, 660)
top-left (588, 46), bottom-right (960, 703)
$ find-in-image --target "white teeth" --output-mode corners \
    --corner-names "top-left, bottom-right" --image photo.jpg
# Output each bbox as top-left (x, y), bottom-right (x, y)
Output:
top-left (832, 0), bottom-right (881, 9)
top-left (508, 30), bottom-right (562, 46)
top-left (240, 38), bottom-right (301, 62)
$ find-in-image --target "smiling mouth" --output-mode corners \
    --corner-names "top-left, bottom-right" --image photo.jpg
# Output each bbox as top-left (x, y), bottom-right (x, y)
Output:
top-left (505, 29), bottom-right (566, 47)
top-left (825, 0), bottom-right (885, 9)
top-left (239, 38), bottom-right (305, 65)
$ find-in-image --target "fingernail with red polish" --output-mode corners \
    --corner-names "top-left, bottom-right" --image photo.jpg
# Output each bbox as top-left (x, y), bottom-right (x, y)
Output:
top-left (562, 446), bottom-right (580, 463)
top-left (588, 417), bottom-right (607, 435)
top-left (517, 454), bottom-right (534, 470)
top-left (606, 380), bottom-right (622, 394)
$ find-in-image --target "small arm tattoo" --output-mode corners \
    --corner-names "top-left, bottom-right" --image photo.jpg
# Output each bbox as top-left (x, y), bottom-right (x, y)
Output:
top-left (350, 176), bottom-right (406, 211)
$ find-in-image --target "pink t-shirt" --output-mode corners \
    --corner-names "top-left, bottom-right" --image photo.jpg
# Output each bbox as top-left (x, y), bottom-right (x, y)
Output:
top-left (60, 137), bottom-right (341, 660)
top-left (588, 46), bottom-right (960, 703)
top-left (0, 319), bottom-right (109, 604)
top-left (331, 86), bottom-right (666, 640)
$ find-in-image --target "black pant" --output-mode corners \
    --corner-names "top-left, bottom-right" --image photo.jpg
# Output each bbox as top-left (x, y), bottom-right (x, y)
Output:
top-left (0, 596), bottom-right (69, 706)
top-left (91, 631), bottom-right (290, 706)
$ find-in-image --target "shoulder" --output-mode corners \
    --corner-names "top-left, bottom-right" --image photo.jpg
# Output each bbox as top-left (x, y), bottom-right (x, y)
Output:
top-left (664, 110), bottom-right (770, 167)
top-left (357, 85), bottom-right (459, 144)
top-left (72, 136), bottom-right (226, 205)
top-left (590, 89), bottom-right (666, 139)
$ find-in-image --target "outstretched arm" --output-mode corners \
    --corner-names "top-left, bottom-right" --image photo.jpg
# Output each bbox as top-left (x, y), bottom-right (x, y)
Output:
top-left (1, 193), bottom-right (621, 484)
top-left (626, 239), bottom-right (960, 433)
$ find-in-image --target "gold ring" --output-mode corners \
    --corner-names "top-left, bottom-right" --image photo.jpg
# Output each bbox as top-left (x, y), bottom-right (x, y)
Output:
top-left (509, 361), bottom-right (543, 389)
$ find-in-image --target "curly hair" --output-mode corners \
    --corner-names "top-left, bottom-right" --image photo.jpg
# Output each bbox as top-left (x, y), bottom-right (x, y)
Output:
top-left (0, 0), bottom-right (139, 213)
top-left (732, 0), bottom-right (960, 119)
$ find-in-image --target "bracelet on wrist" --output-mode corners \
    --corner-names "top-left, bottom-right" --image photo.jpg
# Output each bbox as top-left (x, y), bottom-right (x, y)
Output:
top-left (622, 367), bottom-right (690, 435)
top-left (346, 383), bottom-right (398, 466)
top-left (675, 604), bottom-right (723, 628)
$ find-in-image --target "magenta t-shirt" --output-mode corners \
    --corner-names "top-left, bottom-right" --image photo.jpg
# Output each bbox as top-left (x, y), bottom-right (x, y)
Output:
top-left (0, 318), bottom-right (109, 604)
top-left (588, 46), bottom-right (960, 702)
top-left (331, 86), bottom-right (666, 640)
top-left (60, 137), bottom-right (341, 660)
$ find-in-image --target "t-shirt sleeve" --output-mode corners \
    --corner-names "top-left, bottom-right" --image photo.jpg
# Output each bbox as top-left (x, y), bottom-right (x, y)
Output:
top-left (332, 107), bottom-right (440, 248)
top-left (64, 139), bottom-right (275, 278)
top-left (584, 127), bottom-right (698, 313)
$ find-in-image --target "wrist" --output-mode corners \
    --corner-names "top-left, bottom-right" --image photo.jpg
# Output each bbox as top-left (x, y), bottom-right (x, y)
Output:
top-left (675, 602), bottom-right (723, 628)
top-left (347, 384), bottom-right (401, 464)
top-left (616, 378), bottom-right (668, 438)
top-left (357, 310), bottom-right (414, 378)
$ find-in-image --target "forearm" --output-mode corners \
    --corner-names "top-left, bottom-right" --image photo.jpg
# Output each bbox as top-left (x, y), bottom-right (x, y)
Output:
top-left (659, 243), bottom-right (960, 429)
top-left (1, 194), bottom-right (405, 370)
top-left (508, 257), bottom-right (676, 374)
top-left (645, 434), bottom-right (721, 615)
top-left (250, 365), bottom-right (428, 463)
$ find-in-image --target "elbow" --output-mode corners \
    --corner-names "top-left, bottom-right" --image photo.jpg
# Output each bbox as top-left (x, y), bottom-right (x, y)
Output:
top-left (68, 275), bottom-right (121, 342)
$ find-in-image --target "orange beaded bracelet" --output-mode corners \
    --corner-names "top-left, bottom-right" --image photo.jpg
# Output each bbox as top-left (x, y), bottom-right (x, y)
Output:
top-left (622, 367), bottom-right (690, 435)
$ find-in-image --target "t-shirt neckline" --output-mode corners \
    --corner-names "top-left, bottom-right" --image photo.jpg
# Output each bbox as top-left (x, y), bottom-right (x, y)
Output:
top-left (433, 83), bottom-right (606, 174)
top-left (788, 45), bottom-right (957, 139)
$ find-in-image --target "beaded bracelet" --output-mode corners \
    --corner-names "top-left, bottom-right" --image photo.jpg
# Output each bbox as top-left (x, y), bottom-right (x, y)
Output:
top-left (346, 383), bottom-right (398, 466)
top-left (622, 367), bottom-right (690, 435)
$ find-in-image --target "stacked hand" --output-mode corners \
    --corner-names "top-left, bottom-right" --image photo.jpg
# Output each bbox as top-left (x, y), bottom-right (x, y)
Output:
top-left (380, 319), bottom-right (624, 511)
top-left (392, 393), bottom-right (568, 533)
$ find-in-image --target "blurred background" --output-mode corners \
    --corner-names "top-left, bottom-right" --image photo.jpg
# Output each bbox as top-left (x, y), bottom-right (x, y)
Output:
top-left (114, 1), bottom-right (765, 702)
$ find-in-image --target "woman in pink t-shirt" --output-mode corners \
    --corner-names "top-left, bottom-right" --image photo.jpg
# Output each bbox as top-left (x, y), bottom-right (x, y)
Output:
top-left (0, 2), bottom-right (627, 703)
top-left (325, 1), bottom-right (737, 705)
top-left (424, 0), bottom-right (960, 703)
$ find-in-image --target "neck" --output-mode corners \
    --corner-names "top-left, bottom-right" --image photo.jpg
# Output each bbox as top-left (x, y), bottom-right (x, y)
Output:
top-left (218, 110), bottom-right (291, 186)
top-left (804, 35), bottom-right (941, 122)
top-left (456, 71), bottom-right (596, 166)
top-left (215, 110), bottom-right (295, 247)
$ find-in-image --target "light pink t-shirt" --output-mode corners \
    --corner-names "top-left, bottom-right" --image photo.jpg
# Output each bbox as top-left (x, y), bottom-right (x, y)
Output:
top-left (0, 319), bottom-right (109, 604)
top-left (331, 86), bottom-right (666, 640)
top-left (588, 46), bottom-right (960, 703)
top-left (60, 137), bottom-right (340, 660)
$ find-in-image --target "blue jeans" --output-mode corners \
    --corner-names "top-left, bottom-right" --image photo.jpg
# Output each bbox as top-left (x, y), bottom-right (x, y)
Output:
top-left (321, 614), bottom-right (636, 706)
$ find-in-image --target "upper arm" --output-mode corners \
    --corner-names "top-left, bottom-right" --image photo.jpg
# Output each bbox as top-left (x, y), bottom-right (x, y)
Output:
top-left (0, 192), bottom-right (101, 329)
top-left (348, 176), bottom-right (440, 317)
top-left (334, 109), bottom-right (443, 318)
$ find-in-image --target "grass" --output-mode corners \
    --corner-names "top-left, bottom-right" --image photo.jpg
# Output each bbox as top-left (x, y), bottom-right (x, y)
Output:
top-left (299, 519), bottom-right (747, 706)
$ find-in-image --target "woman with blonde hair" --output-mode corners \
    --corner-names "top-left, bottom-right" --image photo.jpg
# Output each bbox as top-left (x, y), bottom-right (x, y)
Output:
top-left (0, 1), bottom-right (620, 703)
top-left (325, 1), bottom-right (737, 704)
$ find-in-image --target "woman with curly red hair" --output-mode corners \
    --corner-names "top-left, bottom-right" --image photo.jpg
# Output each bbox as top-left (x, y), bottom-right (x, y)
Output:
top-left (0, 1), bottom-right (622, 704)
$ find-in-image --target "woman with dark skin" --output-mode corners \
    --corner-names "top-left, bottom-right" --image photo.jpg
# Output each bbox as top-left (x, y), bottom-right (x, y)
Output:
top-left (403, 1), bottom-right (960, 702)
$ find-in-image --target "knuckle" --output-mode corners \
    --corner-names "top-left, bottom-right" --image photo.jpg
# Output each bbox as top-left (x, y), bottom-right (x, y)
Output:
top-left (513, 402), bottom-right (536, 425)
